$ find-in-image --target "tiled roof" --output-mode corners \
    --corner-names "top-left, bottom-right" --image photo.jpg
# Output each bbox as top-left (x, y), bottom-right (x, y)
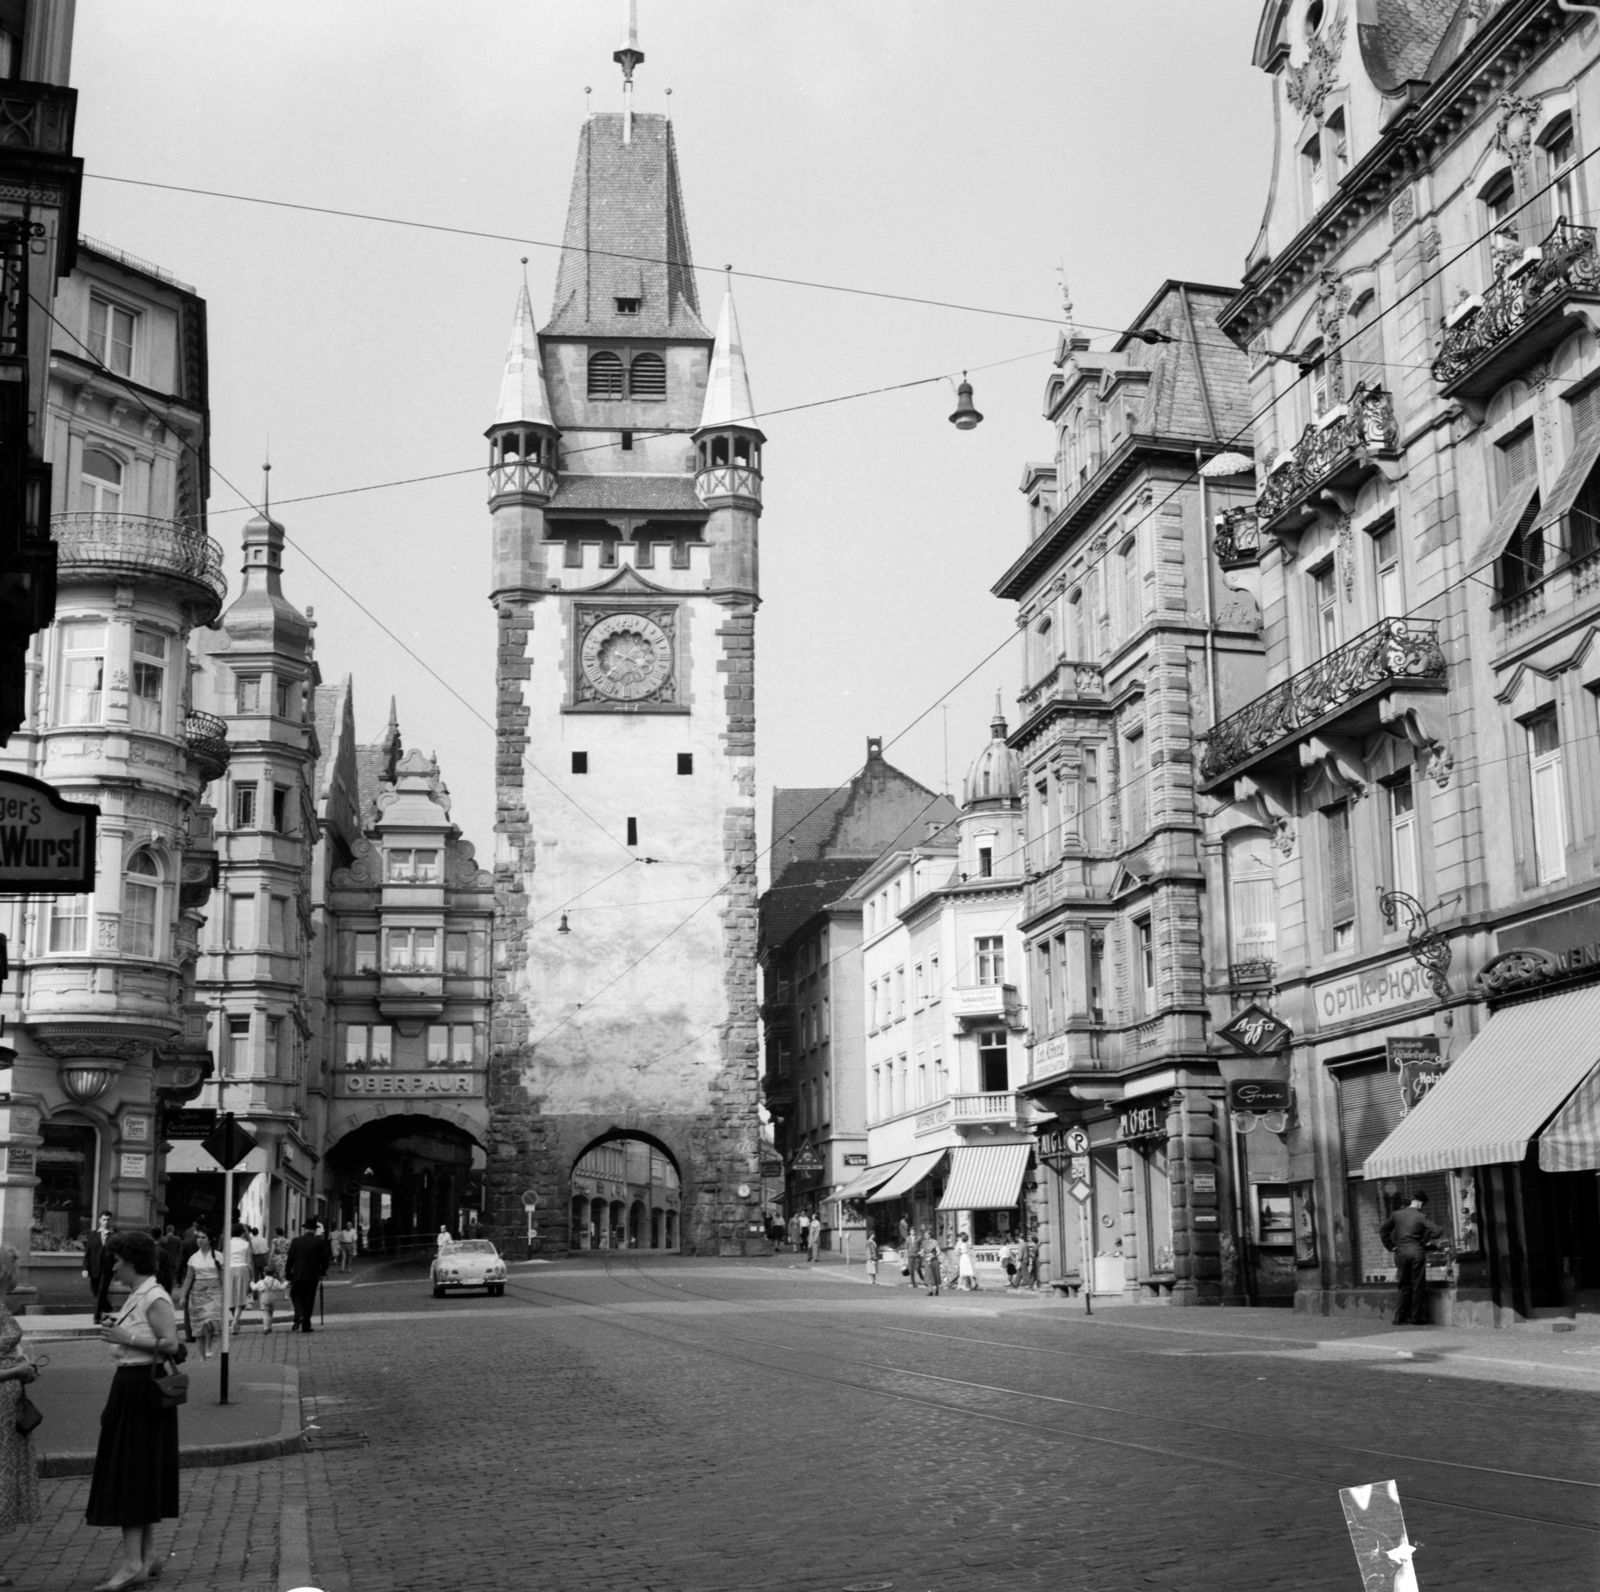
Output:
top-left (1358, 0), bottom-right (1466, 90)
top-left (699, 289), bottom-right (757, 428)
top-left (494, 283), bottom-right (556, 429)
top-left (548, 474), bottom-right (705, 514)
top-left (544, 113), bottom-right (711, 341)
top-left (759, 858), bottom-right (868, 950)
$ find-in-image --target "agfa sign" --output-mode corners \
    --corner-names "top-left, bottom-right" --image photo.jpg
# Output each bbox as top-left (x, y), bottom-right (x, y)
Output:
top-left (0, 772), bottom-right (96, 892)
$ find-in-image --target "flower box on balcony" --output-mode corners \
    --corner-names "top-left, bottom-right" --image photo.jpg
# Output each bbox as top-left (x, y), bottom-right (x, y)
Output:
top-left (1254, 383), bottom-right (1399, 539)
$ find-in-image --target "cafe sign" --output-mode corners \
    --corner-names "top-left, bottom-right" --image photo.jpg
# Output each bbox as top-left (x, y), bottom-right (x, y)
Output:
top-left (0, 772), bottom-right (96, 891)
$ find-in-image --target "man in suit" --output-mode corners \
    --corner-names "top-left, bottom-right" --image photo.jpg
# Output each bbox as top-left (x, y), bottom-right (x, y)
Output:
top-left (81, 1210), bottom-right (115, 1320)
top-left (1380, 1192), bottom-right (1443, 1326)
top-left (284, 1218), bottom-right (331, 1333)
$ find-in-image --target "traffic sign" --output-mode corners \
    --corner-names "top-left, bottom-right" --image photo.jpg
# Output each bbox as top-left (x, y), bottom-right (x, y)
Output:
top-left (790, 1143), bottom-right (823, 1172)
top-left (165, 1108), bottom-right (218, 1141)
top-left (521, 1189), bottom-right (539, 1211)
top-left (200, 1113), bottom-right (257, 1172)
top-left (1064, 1127), bottom-right (1090, 1155)
top-left (1069, 1155), bottom-right (1090, 1182)
top-left (1069, 1180), bottom-right (1092, 1205)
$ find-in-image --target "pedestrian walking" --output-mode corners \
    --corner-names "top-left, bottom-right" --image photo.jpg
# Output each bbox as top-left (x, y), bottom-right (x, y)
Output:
top-left (249, 1272), bottom-right (292, 1333)
top-left (956, 1232), bottom-right (979, 1292)
top-left (435, 1224), bottom-right (452, 1252)
top-left (0, 1244), bottom-right (42, 1584)
top-left (1380, 1193), bottom-right (1442, 1326)
top-left (86, 1231), bottom-right (181, 1590)
top-left (177, 1232), bottom-right (223, 1361)
top-left (285, 1220), bottom-right (331, 1333)
top-left (225, 1227), bottom-right (253, 1335)
top-left (806, 1213), bottom-right (822, 1263)
top-left (1003, 1237), bottom-right (1020, 1289)
top-left (158, 1228), bottom-right (182, 1290)
top-left (865, 1234), bottom-right (879, 1284)
top-left (905, 1225), bottom-right (924, 1287)
top-left (337, 1222), bottom-right (357, 1273)
top-left (82, 1211), bottom-right (116, 1321)
top-left (248, 1226), bottom-right (268, 1283)
top-left (1022, 1233), bottom-right (1039, 1290)
top-left (922, 1231), bottom-right (942, 1296)
top-left (176, 1225), bottom-right (200, 1345)
top-left (787, 1212), bottom-right (802, 1252)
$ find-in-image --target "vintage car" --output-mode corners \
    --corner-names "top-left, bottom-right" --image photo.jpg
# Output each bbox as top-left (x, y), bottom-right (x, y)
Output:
top-left (430, 1239), bottom-right (507, 1297)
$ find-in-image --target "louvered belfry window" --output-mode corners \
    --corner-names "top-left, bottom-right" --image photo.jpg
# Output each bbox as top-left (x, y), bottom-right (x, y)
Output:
top-left (587, 350), bottom-right (624, 399)
top-left (629, 352), bottom-right (666, 398)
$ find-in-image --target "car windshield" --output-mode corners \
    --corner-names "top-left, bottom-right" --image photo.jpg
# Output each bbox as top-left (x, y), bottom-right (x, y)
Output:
top-left (442, 1241), bottom-right (497, 1256)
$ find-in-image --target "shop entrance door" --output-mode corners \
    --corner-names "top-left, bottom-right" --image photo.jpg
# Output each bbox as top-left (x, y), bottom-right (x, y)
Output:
top-left (1527, 1166), bottom-right (1600, 1311)
top-left (1089, 1148), bottom-right (1124, 1295)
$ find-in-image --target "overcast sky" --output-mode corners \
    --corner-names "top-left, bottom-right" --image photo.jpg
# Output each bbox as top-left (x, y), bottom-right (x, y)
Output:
top-left (71, 1), bottom-right (1273, 868)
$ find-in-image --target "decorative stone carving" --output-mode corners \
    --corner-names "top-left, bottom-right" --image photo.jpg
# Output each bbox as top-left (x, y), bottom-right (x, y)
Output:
top-left (1473, 946), bottom-right (1560, 996)
top-left (1494, 94), bottom-right (1542, 173)
top-left (1419, 226), bottom-right (1442, 262)
top-left (1285, 13), bottom-right (1345, 119)
top-left (1270, 819), bottom-right (1296, 858)
top-left (32, 1034), bottom-right (146, 1063)
top-left (1390, 189), bottom-right (1415, 233)
top-left (1337, 513), bottom-right (1355, 598)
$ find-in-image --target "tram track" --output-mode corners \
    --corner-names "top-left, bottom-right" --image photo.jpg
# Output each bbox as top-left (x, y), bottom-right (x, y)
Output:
top-left (494, 1258), bottom-right (1599, 1537)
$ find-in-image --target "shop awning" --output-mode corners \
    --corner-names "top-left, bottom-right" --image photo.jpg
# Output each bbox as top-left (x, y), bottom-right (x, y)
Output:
top-left (938, 1142), bottom-right (1031, 1212)
top-left (1540, 1064), bottom-right (1600, 1172)
top-left (1362, 984), bottom-right (1600, 1179)
top-left (866, 1149), bottom-right (946, 1204)
top-left (833, 1159), bottom-right (907, 1203)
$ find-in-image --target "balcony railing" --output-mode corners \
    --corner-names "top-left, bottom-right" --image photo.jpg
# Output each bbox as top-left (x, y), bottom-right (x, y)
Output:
top-left (1018, 659), bottom-right (1105, 717)
top-left (914, 1091), bottom-right (1028, 1135)
top-left (0, 81), bottom-right (75, 154)
top-left (1214, 505), bottom-right (1261, 568)
top-left (181, 710), bottom-right (230, 782)
top-left (1227, 958), bottom-right (1277, 990)
top-left (1257, 384), bottom-right (1398, 534)
top-left (1433, 218), bottom-right (1600, 395)
top-left (53, 513), bottom-right (226, 613)
top-left (1199, 617), bottom-right (1446, 785)
top-left (948, 983), bottom-right (1020, 1022)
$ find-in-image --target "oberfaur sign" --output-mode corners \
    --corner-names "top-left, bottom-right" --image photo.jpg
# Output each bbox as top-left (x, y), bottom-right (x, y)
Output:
top-left (0, 772), bottom-right (96, 891)
top-left (1311, 959), bottom-right (1430, 1029)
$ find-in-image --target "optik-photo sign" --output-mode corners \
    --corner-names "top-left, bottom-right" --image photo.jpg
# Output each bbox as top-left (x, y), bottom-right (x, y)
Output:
top-left (0, 772), bottom-right (96, 892)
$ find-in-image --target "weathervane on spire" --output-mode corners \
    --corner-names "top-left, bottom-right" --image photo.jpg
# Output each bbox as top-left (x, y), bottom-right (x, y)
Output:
top-left (614, 0), bottom-right (644, 145)
top-left (1055, 263), bottom-right (1076, 338)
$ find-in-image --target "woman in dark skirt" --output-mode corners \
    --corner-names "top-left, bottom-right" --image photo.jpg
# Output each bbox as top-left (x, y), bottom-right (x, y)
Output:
top-left (86, 1231), bottom-right (180, 1590)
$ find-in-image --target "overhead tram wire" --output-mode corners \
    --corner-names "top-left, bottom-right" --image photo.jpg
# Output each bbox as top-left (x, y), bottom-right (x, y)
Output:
top-left (28, 289), bottom-right (641, 865)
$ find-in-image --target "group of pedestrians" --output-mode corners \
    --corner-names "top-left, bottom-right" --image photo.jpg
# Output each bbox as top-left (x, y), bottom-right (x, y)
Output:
top-left (784, 1211), bottom-right (823, 1261)
top-left (886, 1220), bottom-right (1039, 1295)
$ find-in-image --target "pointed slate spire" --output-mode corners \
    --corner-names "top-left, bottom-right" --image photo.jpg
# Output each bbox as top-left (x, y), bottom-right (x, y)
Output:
top-left (493, 282), bottom-right (556, 431)
top-left (698, 288), bottom-right (758, 431)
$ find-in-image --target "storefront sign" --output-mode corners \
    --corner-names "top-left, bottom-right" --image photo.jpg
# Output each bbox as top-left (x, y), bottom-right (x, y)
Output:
top-left (758, 1156), bottom-right (784, 1179)
top-left (1119, 1103), bottom-right (1165, 1142)
top-left (1311, 960), bottom-right (1432, 1029)
top-left (0, 772), bottom-right (97, 891)
top-left (120, 1115), bottom-right (150, 1144)
top-left (1387, 1036), bottom-right (1446, 1114)
top-left (337, 1072), bottom-right (483, 1098)
top-left (165, 1109), bottom-right (217, 1140)
top-left (118, 1153), bottom-right (148, 1180)
top-left (1217, 1003), bottom-right (1292, 1056)
top-left (1037, 1126), bottom-right (1089, 1166)
top-left (1191, 1170), bottom-right (1216, 1194)
top-left (7, 1147), bottom-right (31, 1175)
top-left (843, 1153), bottom-right (867, 1166)
top-left (1227, 1078), bottom-right (1291, 1113)
top-left (1032, 1034), bottom-right (1070, 1071)
top-left (790, 1143), bottom-right (823, 1172)
top-left (1482, 903), bottom-right (1600, 996)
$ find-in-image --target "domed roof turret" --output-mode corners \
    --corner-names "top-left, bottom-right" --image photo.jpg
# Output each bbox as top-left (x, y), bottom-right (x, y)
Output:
top-left (963, 693), bottom-right (1021, 808)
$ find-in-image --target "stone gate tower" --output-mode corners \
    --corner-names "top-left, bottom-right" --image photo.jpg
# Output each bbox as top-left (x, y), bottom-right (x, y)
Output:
top-left (484, 60), bottom-right (765, 1254)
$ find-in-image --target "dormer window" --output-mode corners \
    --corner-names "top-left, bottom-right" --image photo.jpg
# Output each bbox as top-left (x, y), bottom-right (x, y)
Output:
top-left (386, 848), bottom-right (441, 882)
top-left (615, 297), bottom-right (640, 315)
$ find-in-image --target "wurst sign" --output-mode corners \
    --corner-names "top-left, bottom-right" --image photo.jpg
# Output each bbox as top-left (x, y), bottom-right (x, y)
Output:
top-left (0, 773), bottom-right (96, 891)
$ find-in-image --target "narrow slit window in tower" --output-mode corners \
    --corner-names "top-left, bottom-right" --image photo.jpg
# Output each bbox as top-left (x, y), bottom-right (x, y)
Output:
top-left (620, 430), bottom-right (634, 452)
top-left (626, 817), bottom-right (638, 847)
top-left (677, 753), bottom-right (693, 775)
top-left (571, 751), bottom-right (588, 775)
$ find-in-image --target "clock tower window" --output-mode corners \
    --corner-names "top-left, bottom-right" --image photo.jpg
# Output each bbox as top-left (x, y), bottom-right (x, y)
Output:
top-left (571, 751), bottom-right (588, 774)
top-left (677, 753), bottom-right (693, 776)
top-left (626, 817), bottom-right (639, 848)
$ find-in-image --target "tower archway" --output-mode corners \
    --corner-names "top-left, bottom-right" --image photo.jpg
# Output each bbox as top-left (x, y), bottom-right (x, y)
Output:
top-left (569, 1132), bottom-right (682, 1252)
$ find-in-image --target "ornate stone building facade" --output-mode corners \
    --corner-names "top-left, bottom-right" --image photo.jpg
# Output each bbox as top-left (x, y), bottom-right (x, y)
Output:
top-left (1208, 0), bottom-right (1600, 1323)
top-left (995, 282), bottom-right (1257, 1304)
top-left (484, 87), bottom-right (764, 1254)
top-left (0, 240), bottom-right (224, 1301)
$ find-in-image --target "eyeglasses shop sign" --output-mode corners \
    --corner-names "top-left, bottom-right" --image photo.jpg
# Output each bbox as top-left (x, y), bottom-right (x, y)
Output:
top-left (1312, 958), bottom-right (1432, 1030)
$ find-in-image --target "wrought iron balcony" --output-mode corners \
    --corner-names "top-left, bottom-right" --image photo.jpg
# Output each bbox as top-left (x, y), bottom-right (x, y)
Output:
top-left (1256, 384), bottom-right (1398, 536)
top-left (1227, 958), bottom-right (1277, 990)
top-left (181, 710), bottom-right (230, 783)
top-left (1199, 617), bottom-right (1446, 787)
top-left (1432, 218), bottom-right (1600, 400)
top-left (1214, 505), bottom-right (1261, 568)
top-left (53, 513), bottom-right (226, 618)
top-left (1017, 658), bottom-right (1105, 718)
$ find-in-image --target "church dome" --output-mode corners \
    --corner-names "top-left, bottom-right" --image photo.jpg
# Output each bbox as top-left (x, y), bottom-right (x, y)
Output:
top-left (963, 694), bottom-right (1021, 808)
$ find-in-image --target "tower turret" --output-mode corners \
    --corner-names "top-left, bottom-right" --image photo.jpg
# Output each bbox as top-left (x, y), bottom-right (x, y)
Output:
top-left (487, 281), bottom-right (559, 600)
top-left (693, 287), bottom-right (764, 512)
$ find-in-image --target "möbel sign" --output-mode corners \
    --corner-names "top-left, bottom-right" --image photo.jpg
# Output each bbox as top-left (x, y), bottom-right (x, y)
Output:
top-left (0, 772), bottom-right (96, 891)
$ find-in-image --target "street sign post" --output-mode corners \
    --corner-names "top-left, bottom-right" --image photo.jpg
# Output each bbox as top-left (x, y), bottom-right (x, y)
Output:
top-left (199, 1113), bottom-right (257, 1406)
top-left (521, 1189), bottom-right (539, 1255)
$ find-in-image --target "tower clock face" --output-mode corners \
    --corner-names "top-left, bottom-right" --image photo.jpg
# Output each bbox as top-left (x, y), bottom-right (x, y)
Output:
top-left (579, 612), bottom-right (674, 701)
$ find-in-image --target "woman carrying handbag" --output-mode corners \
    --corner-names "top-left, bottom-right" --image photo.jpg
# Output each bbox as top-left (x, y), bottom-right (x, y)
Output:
top-left (0, 1244), bottom-right (41, 1587)
top-left (87, 1231), bottom-right (181, 1590)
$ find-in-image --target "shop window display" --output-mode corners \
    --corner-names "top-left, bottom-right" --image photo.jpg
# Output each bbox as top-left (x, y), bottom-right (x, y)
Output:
top-left (31, 1122), bottom-right (97, 1252)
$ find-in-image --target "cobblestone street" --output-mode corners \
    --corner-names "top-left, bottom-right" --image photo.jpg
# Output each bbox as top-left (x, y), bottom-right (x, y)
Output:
top-left (2, 1258), bottom-right (1595, 1590)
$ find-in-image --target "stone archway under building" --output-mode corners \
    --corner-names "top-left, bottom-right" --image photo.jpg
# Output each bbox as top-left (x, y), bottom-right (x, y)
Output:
top-left (568, 1132), bottom-right (682, 1253)
top-left (324, 1101), bottom-right (489, 1256)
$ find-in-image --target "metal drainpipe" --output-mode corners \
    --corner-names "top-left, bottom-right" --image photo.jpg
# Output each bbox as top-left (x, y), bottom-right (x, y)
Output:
top-left (1197, 453), bottom-right (1219, 726)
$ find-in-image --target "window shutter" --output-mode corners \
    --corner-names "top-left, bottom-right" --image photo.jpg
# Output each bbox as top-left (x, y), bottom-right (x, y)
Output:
top-left (1517, 146), bottom-right (1554, 246)
top-left (1501, 429), bottom-right (1537, 492)
top-left (1572, 383), bottom-right (1600, 437)
top-left (1336, 1065), bottom-right (1405, 1175)
top-left (1530, 750), bottom-right (1568, 883)
top-left (1326, 803), bottom-right (1354, 923)
top-left (1230, 877), bottom-right (1278, 962)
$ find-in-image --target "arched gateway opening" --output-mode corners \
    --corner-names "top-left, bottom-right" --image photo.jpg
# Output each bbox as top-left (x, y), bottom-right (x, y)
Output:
top-left (569, 1134), bottom-right (682, 1252)
top-left (325, 1113), bottom-right (487, 1255)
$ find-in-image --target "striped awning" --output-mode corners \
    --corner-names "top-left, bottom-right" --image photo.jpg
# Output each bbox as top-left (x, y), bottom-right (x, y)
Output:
top-left (1362, 984), bottom-right (1600, 1179)
top-left (865, 1149), bottom-right (946, 1204)
top-left (1540, 1064), bottom-right (1600, 1172)
top-left (833, 1159), bottom-right (907, 1204)
top-left (937, 1142), bottom-right (1031, 1212)
top-left (1466, 473), bottom-right (1538, 576)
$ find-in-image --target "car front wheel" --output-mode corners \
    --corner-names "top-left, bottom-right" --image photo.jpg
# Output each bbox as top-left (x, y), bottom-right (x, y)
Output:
top-left (432, 1284), bottom-right (445, 1298)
